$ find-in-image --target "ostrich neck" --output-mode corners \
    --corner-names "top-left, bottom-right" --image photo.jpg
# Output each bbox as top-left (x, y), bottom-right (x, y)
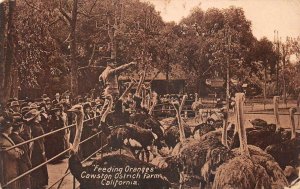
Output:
top-left (135, 73), bottom-right (145, 96)
top-left (73, 113), bottom-right (84, 152)
top-left (236, 93), bottom-right (250, 157)
top-left (289, 109), bottom-right (296, 139)
top-left (221, 118), bottom-right (229, 148)
top-left (273, 96), bottom-right (281, 131)
top-left (175, 107), bottom-right (186, 142)
top-left (148, 101), bottom-right (157, 115)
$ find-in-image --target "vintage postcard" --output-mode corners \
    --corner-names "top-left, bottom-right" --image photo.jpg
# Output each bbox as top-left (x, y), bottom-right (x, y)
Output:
top-left (0, 0), bottom-right (299, 188)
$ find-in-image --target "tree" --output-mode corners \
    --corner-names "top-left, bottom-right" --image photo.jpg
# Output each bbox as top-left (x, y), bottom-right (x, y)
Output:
top-left (250, 37), bottom-right (278, 107)
top-left (0, 0), bottom-right (17, 105)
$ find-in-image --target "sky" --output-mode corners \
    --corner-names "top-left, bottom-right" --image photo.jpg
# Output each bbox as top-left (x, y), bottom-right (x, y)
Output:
top-left (141, 0), bottom-right (300, 41)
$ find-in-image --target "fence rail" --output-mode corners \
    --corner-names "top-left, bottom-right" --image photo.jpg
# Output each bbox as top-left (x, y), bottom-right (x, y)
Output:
top-left (0, 115), bottom-right (101, 188)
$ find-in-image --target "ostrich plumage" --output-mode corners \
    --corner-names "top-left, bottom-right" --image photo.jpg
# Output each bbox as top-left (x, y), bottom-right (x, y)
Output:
top-left (193, 122), bottom-right (216, 139)
top-left (265, 137), bottom-right (300, 169)
top-left (230, 126), bottom-right (284, 150)
top-left (212, 93), bottom-right (288, 189)
top-left (68, 104), bottom-right (171, 189)
top-left (129, 112), bottom-right (165, 147)
top-left (265, 107), bottom-right (300, 170)
top-left (164, 124), bottom-right (192, 149)
top-left (107, 124), bottom-right (158, 162)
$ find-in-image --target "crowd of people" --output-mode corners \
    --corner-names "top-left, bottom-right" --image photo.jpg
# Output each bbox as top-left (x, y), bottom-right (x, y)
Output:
top-left (0, 92), bottom-right (108, 189)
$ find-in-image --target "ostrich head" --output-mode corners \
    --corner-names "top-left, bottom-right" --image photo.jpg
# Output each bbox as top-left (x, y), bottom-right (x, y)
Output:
top-left (68, 104), bottom-right (84, 154)
top-left (68, 104), bottom-right (84, 117)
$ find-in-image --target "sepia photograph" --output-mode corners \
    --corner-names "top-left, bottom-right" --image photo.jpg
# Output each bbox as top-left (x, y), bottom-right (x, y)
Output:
top-left (0, 0), bottom-right (299, 188)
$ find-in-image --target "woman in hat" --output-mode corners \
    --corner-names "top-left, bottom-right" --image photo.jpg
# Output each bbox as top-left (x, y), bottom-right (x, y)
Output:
top-left (81, 102), bottom-right (98, 158)
top-left (52, 93), bottom-right (61, 105)
top-left (9, 116), bottom-right (32, 189)
top-left (24, 109), bottom-right (48, 189)
top-left (0, 114), bottom-right (23, 189)
top-left (45, 105), bottom-right (65, 162)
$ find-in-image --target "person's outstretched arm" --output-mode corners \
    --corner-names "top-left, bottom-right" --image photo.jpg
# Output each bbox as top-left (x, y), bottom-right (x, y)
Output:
top-left (112, 61), bottom-right (137, 74)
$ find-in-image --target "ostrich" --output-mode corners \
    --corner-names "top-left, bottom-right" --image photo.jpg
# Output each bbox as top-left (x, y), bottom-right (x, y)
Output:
top-left (107, 123), bottom-right (158, 162)
top-left (170, 111), bottom-right (232, 188)
top-left (193, 122), bottom-right (216, 140)
top-left (265, 107), bottom-right (300, 170)
top-left (161, 97), bottom-right (192, 150)
top-left (67, 104), bottom-right (171, 189)
top-left (100, 95), bottom-right (158, 162)
top-left (212, 93), bottom-right (288, 189)
top-left (230, 96), bottom-right (292, 150)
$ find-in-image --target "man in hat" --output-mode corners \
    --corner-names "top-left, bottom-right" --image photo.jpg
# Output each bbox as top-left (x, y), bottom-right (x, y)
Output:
top-left (0, 114), bottom-right (23, 189)
top-left (52, 93), bottom-right (61, 105)
top-left (10, 100), bottom-right (20, 114)
top-left (99, 60), bottom-right (137, 113)
top-left (9, 116), bottom-right (32, 189)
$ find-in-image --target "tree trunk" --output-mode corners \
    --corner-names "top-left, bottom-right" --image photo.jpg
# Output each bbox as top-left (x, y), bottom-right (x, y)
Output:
top-left (1, 1), bottom-right (16, 104)
top-left (0, 2), bottom-right (6, 105)
top-left (11, 66), bottom-right (19, 98)
top-left (226, 55), bottom-right (230, 110)
top-left (70, 0), bottom-right (78, 96)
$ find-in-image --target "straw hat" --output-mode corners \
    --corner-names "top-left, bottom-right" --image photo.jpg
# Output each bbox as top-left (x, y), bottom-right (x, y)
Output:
top-left (10, 101), bottom-right (20, 107)
top-left (23, 109), bottom-right (41, 122)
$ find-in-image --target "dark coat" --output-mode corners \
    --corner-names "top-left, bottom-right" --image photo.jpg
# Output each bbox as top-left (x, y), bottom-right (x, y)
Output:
top-left (81, 113), bottom-right (98, 158)
top-left (30, 121), bottom-right (48, 189)
top-left (0, 133), bottom-right (20, 189)
top-left (9, 132), bottom-right (32, 189)
top-left (45, 116), bottom-right (65, 161)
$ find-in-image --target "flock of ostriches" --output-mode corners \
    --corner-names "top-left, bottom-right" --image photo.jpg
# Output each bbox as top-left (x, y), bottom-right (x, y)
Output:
top-left (66, 79), bottom-right (299, 189)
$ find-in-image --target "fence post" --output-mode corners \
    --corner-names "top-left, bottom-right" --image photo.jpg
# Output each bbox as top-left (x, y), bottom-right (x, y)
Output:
top-left (73, 176), bottom-right (75, 189)
top-left (0, 149), bottom-right (5, 187)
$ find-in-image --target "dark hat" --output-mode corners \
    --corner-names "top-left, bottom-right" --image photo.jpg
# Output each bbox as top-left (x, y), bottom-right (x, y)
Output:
top-left (41, 94), bottom-right (48, 99)
top-left (83, 102), bottom-right (91, 110)
top-left (8, 98), bottom-right (18, 103)
top-left (44, 97), bottom-right (51, 102)
top-left (12, 114), bottom-right (23, 128)
top-left (91, 101), bottom-right (96, 107)
top-left (21, 106), bottom-right (30, 116)
top-left (23, 109), bottom-right (41, 122)
top-left (0, 116), bottom-right (13, 131)
top-left (10, 101), bottom-right (20, 107)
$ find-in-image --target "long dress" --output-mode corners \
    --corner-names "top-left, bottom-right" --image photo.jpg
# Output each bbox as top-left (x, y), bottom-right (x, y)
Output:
top-left (81, 113), bottom-right (98, 159)
top-left (30, 121), bottom-right (48, 189)
top-left (46, 116), bottom-right (65, 162)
